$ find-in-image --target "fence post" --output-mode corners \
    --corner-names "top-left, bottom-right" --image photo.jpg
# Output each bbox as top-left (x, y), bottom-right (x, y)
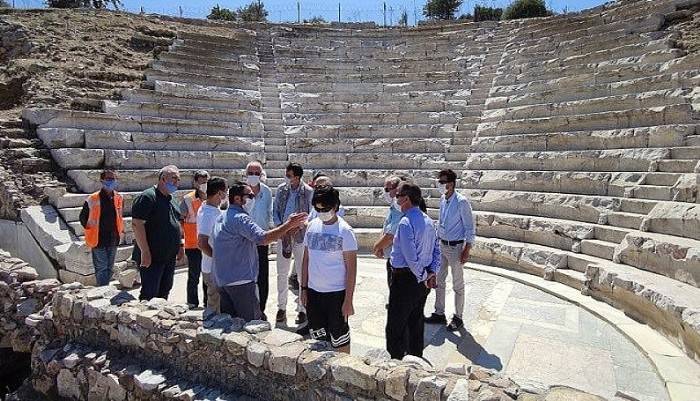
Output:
top-left (297, 1), bottom-right (300, 23)
top-left (383, 2), bottom-right (387, 27)
top-left (338, 3), bottom-right (341, 22)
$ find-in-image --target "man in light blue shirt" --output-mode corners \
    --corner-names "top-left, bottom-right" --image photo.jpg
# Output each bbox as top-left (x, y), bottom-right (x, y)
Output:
top-left (212, 181), bottom-right (307, 322)
top-left (386, 182), bottom-right (441, 360)
top-left (426, 169), bottom-right (475, 331)
top-left (373, 175), bottom-right (405, 288)
top-left (245, 161), bottom-right (273, 320)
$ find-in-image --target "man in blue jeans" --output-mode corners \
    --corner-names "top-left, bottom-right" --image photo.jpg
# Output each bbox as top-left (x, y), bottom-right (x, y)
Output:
top-left (79, 169), bottom-right (124, 286)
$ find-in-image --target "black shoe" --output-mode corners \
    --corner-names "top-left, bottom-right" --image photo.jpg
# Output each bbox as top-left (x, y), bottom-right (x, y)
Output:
top-left (296, 325), bottom-right (310, 336)
top-left (276, 309), bottom-right (286, 323)
top-left (424, 313), bottom-right (447, 325)
top-left (295, 311), bottom-right (307, 325)
top-left (446, 316), bottom-right (464, 331)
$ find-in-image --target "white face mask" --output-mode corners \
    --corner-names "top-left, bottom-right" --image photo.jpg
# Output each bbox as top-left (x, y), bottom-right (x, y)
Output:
top-left (246, 174), bottom-right (261, 186)
top-left (438, 183), bottom-right (447, 195)
top-left (285, 176), bottom-right (292, 186)
top-left (243, 197), bottom-right (255, 212)
top-left (318, 211), bottom-right (335, 222)
top-left (198, 183), bottom-right (207, 193)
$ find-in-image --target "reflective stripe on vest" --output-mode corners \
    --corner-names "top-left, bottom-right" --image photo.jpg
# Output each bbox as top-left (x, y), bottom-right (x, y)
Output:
top-left (84, 191), bottom-right (124, 249)
top-left (182, 191), bottom-right (203, 249)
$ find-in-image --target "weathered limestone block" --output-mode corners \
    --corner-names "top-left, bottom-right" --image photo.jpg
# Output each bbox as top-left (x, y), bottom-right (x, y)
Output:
top-left (384, 366), bottom-right (412, 400)
top-left (268, 342), bottom-right (306, 376)
top-left (57, 368), bottom-right (82, 399)
top-left (671, 173), bottom-right (698, 203)
top-left (329, 355), bottom-right (380, 392)
top-left (37, 128), bottom-right (86, 148)
top-left (414, 375), bottom-right (447, 401)
top-left (613, 232), bottom-right (700, 287)
top-left (467, 171), bottom-right (612, 196)
top-left (51, 148), bottom-right (104, 169)
top-left (246, 341), bottom-right (268, 367)
top-left (474, 190), bottom-right (617, 224)
top-left (299, 350), bottom-right (334, 382)
top-left (470, 239), bottom-right (522, 270)
top-left (642, 202), bottom-right (700, 240)
top-left (465, 148), bottom-right (669, 172)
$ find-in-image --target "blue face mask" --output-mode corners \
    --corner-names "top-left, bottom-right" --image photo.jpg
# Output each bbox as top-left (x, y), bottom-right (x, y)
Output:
top-left (165, 181), bottom-right (178, 194)
top-left (102, 179), bottom-right (117, 191)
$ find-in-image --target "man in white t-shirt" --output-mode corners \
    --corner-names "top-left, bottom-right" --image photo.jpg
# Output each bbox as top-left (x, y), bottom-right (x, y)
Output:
top-left (196, 176), bottom-right (227, 312)
top-left (300, 185), bottom-right (358, 353)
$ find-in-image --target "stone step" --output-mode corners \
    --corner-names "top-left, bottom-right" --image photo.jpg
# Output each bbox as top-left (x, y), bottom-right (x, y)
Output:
top-left (671, 146), bottom-right (700, 159)
top-left (171, 43), bottom-right (257, 60)
top-left (103, 101), bottom-right (263, 123)
top-left (552, 269), bottom-right (587, 291)
top-left (283, 111), bottom-right (473, 125)
top-left (272, 70), bottom-right (480, 84)
top-left (606, 211), bottom-right (644, 230)
top-left (476, 104), bottom-right (697, 137)
top-left (149, 81), bottom-right (262, 104)
top-left (283, 123), bottom-right (459, 139)
top-left (469, 125), bottom-right (698, 153)
top-left (158, 50), bottom-right (257, 69)
top-left (285, 79), bottom-right (473, 93)
top-left (594, 225), bottom-right (630, 244)
top-left (656, 159), bottom-right (698, 173)
top-left (632, 185), bottom-right (674, 201)
top-left (566, 253), bottom-right (603, 272)
top-left (491, 69), bottom-right (700, 103)
top-left (177, 32), bottom-right (257, 49)
top-left (280, 98), bottom-right (477, 114)
top-left (0, 137), bottom-right (38, 149)
top-left (686, 135), bottom-right (700, 146)
top-left (26, 109), bottom-right (264, 136)
top-left (120, 89), bottom-right (261, 111)
top-left (266, 153), bottom-right (464, 170)
top-left (619, 198), bottom-right (657, 214)
top-left (145, 70), bottom-right (259, 91)
top-left (272, 46), bottom-right (485, 60)
top-left (50, 148), bottom-right (262, 170)
top-left (644, 172), bottom-right (681, 186)
top-left (580, 239), bottom-right (617, 260)
top-left (465, 148), bottom-right (669, 173)
top-left (483, 88), bottom-right (693, 118)
top-left (500, 37), bottom-right (675, 69)
top-left (0, 127), bottom-right (29, 139)
top-left (37, 128), bottom-right (265, 152)
top-left (278, 89), bottom-right (474, 103)
top-left (152, 59), bottom-right (259, 79)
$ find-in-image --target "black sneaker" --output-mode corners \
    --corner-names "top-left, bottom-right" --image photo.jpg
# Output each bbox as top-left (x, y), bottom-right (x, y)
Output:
top-left (424, 313), bottom-right (447, 325)
top-left (295, 311), bottom-right (307, 325)
top-left (296, 325), bottom-right (310, 336)
top-left (446, 316), bottom-right (464, 331)
top-left (289, 273), bottom-right (299, 290)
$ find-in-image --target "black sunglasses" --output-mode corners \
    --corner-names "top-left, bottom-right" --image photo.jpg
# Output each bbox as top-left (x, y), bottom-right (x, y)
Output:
top-left (247, 171), bottom-right (261, 176)
top-left (314, 205), bottom-right (334, 213)
top-left (242, 193), bottom-right (255, 199)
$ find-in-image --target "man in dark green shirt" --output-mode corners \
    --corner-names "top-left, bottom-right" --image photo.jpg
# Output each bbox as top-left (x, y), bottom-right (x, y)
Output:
top-left (131, 165), bottom-right (184, 300)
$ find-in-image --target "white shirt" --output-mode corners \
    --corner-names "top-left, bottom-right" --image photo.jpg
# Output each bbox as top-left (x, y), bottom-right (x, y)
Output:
top-left (303, 216), bottom-right (358, 292)
top-left (196, 204), bottom-right (222, 274)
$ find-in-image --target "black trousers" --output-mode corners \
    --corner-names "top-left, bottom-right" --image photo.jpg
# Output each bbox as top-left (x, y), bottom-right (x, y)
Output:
top-left (185, 249), bottom-right (207, 307)
top-left (385, 269), bottom-right (430, 360)
top-left (257, 245), bottom-right (269, 313)
top-left (139, 258), bottom-right (176, 301)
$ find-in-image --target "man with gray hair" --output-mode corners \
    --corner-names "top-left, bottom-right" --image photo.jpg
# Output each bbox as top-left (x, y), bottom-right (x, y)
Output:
top-left (132, 165), bottom-right (185, 301)
top-left (373, 175), bottom-right (405, 288)
top-left (244, 160), bottom-right (273, 319)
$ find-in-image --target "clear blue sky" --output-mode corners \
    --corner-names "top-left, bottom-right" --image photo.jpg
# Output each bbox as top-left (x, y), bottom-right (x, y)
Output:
top-left (11, 0), bottom-right (609, 25)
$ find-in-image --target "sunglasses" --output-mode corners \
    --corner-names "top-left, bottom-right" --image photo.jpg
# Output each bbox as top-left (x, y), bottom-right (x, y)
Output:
top-left (242, 193), bottom-right (255, 199)
top-left (247, 171), bottom-right (262, 176)
top-left (437, 180), bottom-right (450, 185)
top-left (314, 205), bottom-right (334, 213)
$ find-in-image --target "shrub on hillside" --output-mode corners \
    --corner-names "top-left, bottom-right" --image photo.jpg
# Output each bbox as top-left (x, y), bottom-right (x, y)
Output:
top-left (208, 4), bottom-right (237, 21)
top-left (502, 0), bottom-right (551, 20)
top-left (423, 0), bottom-right (463, 20)
top-left (46, 0), bottom-right (122, 8)
top-left (474, 5), bottom-right (502, 21)
top-left (237, 1), bottom-right (268, 22)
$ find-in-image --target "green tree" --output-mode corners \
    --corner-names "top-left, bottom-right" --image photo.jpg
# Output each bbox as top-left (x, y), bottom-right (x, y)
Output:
top-left (474, 5), bottom-right (502, 21)
top-left (237, 1), bottom-right (268, 22)
top-left (502, 0), bottom-right (550, 20)
top-left (46, 0), bottom-right (122, 8)
top-left (207, 4), bottom-right (237, 21)
top-left (423, 0), bottom-right (462, 20)
top-left (398, 10), bottom-right (408, 26)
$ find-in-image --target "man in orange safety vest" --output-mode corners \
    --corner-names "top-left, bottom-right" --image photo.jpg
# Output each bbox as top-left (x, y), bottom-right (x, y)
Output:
top-left (79, 169), bottom-right (124, 286)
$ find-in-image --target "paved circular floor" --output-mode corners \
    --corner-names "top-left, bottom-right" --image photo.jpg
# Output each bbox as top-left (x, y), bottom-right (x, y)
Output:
top-left (163, 256), bottom-right (669, 401)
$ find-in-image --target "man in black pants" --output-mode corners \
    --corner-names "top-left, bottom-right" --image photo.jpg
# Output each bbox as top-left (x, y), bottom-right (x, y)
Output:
top-left (386, 182), bottom-right (441, 359)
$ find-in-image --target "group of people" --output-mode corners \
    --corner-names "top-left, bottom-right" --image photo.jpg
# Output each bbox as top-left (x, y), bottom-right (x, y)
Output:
top-left (79, 161), bottom-right (475, 360)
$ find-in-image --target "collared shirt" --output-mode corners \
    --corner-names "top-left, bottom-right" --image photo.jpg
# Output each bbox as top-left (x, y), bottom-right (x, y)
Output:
top-left (282, 186), bottom-right (300, 223)
top-left (438, 191), bottom-right (476, 243)
top-left (131, 186), bottom-right (182, 264)
top-left (382, 202), bottom-right (403, 257)
top-left (390, 206), bottom-right (441, 282)
top-left (249, 183), bottom-right (273, 230)
top-left (211, 205), bottom-right (266, 287)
